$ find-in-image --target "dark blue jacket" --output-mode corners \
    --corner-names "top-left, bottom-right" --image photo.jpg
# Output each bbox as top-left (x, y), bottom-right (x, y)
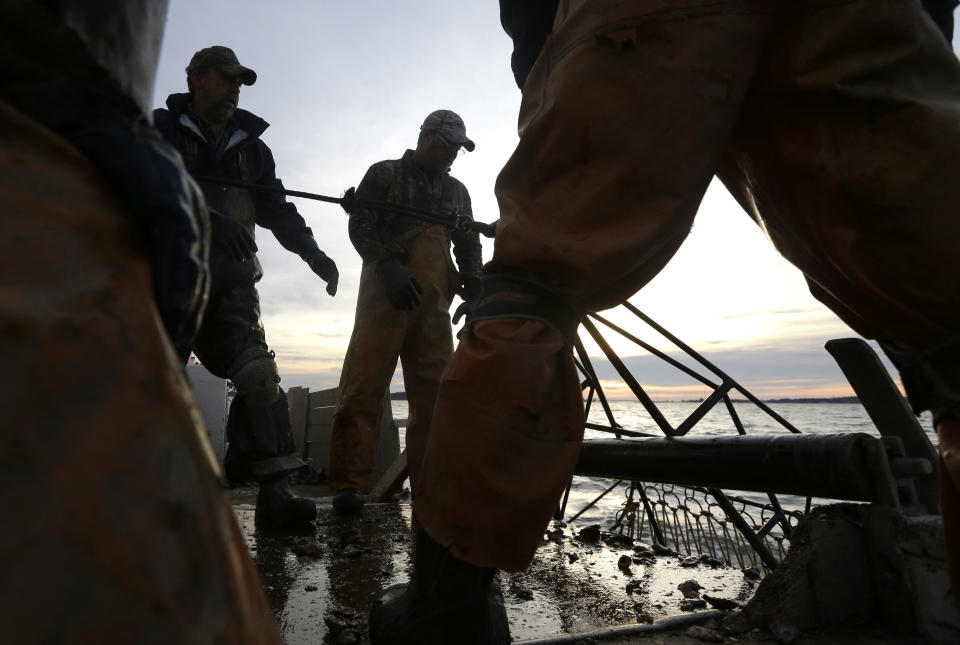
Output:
top-left (154, 92), bottom-right (321, 259)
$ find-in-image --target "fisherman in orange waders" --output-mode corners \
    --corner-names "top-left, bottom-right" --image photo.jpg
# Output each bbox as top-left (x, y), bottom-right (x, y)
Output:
top-left (328, 111), bottom-right (483, 513)
top-left (0, 1), bottom-right (280, 642)
top-left (369, 1), bottom-right (960, 643)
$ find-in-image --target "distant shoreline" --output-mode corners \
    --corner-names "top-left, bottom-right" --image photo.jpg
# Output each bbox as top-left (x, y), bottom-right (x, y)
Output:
top-left (673, 396), bottom-right (860, 404)
top-left (388, 392), bottom-right (861, 404)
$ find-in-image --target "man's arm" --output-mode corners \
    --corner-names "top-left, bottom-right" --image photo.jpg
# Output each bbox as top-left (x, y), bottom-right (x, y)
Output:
top-left (449, 188), bottom-right (483, 324)
top-left (252, 143), bottom-right (338, 295)
top-left (251, 144), bottom-right (320, 255)
top-left (348, 162), bottom-right (393, 264)
top-left (451, 188), bottom-right (483, 293)
top-left (351, 161), bottom-right (426, 310)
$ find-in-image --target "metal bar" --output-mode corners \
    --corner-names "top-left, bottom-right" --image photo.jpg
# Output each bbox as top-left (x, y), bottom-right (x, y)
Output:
top-left (639, 485), bottom-right (665, 545)
top-left (589, 313), bottom-right (719, 389)
top-left (675, 381), bottom-right (732, 436)
top-left (723, 394), bottom-right (747, 435)
top-left (730, 383), bottom-right (803, 434)
top-left (573, 435), bottom-right (891, 502)
top-left (191, 175), bottom-right (497, 236)
top-left (514, 610), bottom-right (724, 645)
top-left (765, 492), bottom-right (792, 540)
top-left (573, 354), bottom-right (589, 380)
top-left (825, 338), bottom-right (939, 513)
top-left (567, 480), bottom-right (623, 523)
top-left (575, 336), bottom-right (623, 438)
top-left (708, 487), bottom-right (780, 569)
top-left (756, 515), bottom-right (780, 540)
top-left (620, 301), bottom-right (732, 382)
top-left (556, 478), bottom-right (573, 520)
top-left (584, 422), bottom-right (656, 438)
top-left (193, 174), bottom-right (343, 204)
top-left (582, 317), bottom-right (675, 436)
top-left (620, 302), bottom-right (802, 434)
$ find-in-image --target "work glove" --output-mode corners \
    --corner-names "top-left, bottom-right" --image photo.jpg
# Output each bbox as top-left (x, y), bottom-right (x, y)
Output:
top-left (210, 209), bottom-right (257, 262)
top-left (307, 250), bottom-right (339, 296)
top-left (456, 214), bottom-right (498, 239)
top-left (375, 254), bottom-right (422, 311)
top-left (452, 277), bottom-right (482, 324)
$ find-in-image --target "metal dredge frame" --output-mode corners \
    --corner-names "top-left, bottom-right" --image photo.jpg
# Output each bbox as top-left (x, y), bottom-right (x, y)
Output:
top-left (558, 301), bottom-right (808, 569)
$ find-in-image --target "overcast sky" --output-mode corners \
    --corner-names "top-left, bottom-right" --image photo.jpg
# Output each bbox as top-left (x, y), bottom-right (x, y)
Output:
top-left (155, 2), bottom-right (960, 400)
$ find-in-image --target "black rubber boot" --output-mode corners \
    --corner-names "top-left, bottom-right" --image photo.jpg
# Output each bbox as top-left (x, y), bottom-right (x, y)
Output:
top-left (332, 487), bottom-right (365, 514)
top-left (369, 527), bottom-right (511, 644)
top-left (254, 473), bottom-right (317, 526)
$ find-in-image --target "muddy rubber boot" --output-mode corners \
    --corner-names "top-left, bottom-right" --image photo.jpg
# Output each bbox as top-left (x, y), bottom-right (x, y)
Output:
top-left (369, 527), bottom-right (510, 645)
top-left (255, 473), bottom-right (317, 527)
top-left (332, 487), bottom-right (365, 514)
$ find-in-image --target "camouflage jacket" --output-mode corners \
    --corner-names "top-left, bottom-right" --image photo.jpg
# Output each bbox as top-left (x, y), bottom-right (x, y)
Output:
top-left (349, 150), bottom-right (482, 287)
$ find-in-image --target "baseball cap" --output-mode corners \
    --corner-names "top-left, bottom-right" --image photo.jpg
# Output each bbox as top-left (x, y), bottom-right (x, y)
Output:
top-left (186, 46), bottom-right (257, 86)
top-left (421, 109), bottom-right (475, 152)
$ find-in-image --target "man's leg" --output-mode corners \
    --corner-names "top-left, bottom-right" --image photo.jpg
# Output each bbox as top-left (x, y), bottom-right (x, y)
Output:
top-left (716, 0), bottom-right (960, 603)
top-left (329, 265), bottom-right (406, 507)
top-left (195, 276), bottom-right (314, 525)
top-left (0, 99), bottom-right (280, 642)
top-left (416, 0), bottom-right (769, 573)
top-left (398, 289), bottom-right (454, 493)
top-left (370, 4), bottom-right (772, 644)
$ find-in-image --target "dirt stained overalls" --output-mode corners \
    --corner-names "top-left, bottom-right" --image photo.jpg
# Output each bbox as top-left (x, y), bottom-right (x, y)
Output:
top-left (415, 0), bottom-right (960, 591)
top-left (329, 151), bottom-right (481, 494)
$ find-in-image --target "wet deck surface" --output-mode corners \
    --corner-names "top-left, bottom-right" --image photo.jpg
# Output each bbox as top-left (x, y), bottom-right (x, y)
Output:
top-left (232, 488), bottom-right (764, 644)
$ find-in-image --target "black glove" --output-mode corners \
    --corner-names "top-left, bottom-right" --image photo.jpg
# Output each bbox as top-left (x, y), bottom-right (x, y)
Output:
top-left (307, 250), bottom-right (339, 296)
top-left (375, 255), bottom-right (423, 311)
top-left (456, 214), bottom-right (498, 239)
top-left (210, 209), bottom-right (257, 262)
top-left (452, 277), bottom-right (482, 324)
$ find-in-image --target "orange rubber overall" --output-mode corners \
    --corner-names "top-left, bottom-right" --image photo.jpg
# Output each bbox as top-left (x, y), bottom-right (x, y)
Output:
top-left (415, 0), bottom-right (960, 574)
top-left (0, 99), bottom-right (281, 643)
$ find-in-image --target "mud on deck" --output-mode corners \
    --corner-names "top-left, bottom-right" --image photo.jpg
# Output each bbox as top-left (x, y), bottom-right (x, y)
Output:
top-left (232, 487), bottom-right (763, 644)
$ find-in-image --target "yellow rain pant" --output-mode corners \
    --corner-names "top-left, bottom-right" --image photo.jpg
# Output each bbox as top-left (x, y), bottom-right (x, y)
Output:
top-left (330, 224), bottom-right (459, 493)
top-left (416, 0), bottom-right (960, 573)
top-left (0, 99), bottom-right (280, 643)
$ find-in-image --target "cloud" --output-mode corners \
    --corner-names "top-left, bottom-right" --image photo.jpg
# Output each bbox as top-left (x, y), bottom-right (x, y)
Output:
top-left (581, 340), bottom-right (901, 401)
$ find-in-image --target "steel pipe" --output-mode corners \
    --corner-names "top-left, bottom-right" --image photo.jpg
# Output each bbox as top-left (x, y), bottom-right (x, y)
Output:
top-left (574, 433), bottom-right (896, 503)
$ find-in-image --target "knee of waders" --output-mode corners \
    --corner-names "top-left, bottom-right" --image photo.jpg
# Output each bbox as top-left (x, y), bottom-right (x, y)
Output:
top-left (882, 339), bottom-right (960, 422)
top-left (230, 347), bottom-right (280, 406)
top-left (470, 275), bottom-right (582, 345)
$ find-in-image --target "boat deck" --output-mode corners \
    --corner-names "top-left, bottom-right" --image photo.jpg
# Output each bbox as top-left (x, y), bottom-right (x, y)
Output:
top-left (229, 486), bottom-right (795, 644)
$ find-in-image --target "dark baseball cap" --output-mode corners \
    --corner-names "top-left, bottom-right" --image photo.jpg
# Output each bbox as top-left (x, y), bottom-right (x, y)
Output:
top-left (421, 109), bottom-right (475, 152)
top-left (186, 46), bottom-right (257, 86)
